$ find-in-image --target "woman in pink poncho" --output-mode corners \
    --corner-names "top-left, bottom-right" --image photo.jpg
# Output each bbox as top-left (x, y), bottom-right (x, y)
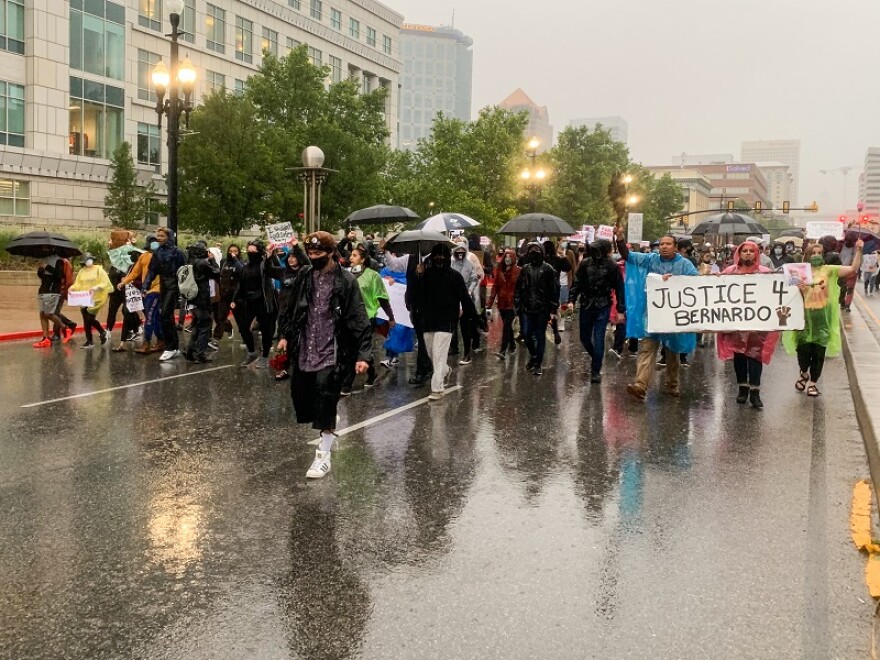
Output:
top-left (716, 240), bottom-right (779, 410)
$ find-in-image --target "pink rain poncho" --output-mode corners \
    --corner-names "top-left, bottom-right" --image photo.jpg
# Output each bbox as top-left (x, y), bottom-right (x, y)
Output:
top-left (715, 241), bottom-right (780, 365)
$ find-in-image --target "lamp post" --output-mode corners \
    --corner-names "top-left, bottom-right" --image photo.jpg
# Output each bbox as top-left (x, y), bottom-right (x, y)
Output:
top-left (151, 0), bottom-right (196, 235)
top-left (292, 147), bottom-right (336, 234)
top-left (521, 137), bottom-right (548, 212)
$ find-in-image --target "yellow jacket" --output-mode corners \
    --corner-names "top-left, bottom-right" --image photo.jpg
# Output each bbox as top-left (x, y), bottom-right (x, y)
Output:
top-left (121, 252), bottom-right (159, 294)
top-left (70, 264), bottom-right (113, 313)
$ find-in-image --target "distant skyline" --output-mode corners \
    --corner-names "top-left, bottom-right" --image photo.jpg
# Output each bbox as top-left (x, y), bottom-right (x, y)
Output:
top-left (388, 0), bottom-right (880, 214)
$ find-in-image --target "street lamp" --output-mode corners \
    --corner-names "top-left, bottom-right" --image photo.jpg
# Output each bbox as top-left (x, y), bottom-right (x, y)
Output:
top-left (151, 0), bottom-right (196, 234)
top-left (521, 138), bottom-right (548, 212)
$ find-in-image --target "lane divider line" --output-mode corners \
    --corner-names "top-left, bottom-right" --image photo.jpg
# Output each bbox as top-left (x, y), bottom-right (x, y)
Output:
top-left (20, 365), bottom-right (236, 408)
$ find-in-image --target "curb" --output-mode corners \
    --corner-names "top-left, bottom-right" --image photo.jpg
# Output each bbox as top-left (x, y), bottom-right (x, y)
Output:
top-left (0, 327), bottom-right (86, 343)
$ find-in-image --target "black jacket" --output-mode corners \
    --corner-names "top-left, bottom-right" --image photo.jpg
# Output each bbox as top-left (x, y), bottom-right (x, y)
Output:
top-left (410, 259), bottom-right (477, 334)
top-left (218, 255), bottom-right (243, 299)
top-left (232, 255), bottom-right (285, 313)
top-left (190, 257), bottom-right (220, 309)
top-left (514, 262), bottom-right (559, 316)
top-left (145, 231), bottom-right (186, 295)
top-left (569, 256), bottom-right (625, 312)
top-left (276, 245), bottom-right (309, 318)
top-left (278, 264), bottom-right (373, 376)
top-left (37, 262), bottom-right (63, 294)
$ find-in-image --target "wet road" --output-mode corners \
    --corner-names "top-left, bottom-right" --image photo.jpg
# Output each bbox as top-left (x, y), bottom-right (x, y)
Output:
top-left (0, 325), bottom-right (872, 659)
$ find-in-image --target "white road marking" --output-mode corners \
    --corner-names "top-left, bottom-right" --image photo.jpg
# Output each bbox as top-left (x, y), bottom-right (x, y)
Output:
top-left (20, 365), bottom-right (236, 408)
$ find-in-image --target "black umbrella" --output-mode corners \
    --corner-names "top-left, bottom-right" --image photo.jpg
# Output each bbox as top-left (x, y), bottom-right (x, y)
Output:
top-left (498, 214), bottom-right (577, 236)
top-left (778, 228), bottom-right (804, 239)
top-left (384, 230), bottom-right (455, 256)
top-left (344, 205), bottom-right (419, 226)
top-left (688, 213), bottom-right (769, 238)
top-left (4, 231), bottom-right (82, 258)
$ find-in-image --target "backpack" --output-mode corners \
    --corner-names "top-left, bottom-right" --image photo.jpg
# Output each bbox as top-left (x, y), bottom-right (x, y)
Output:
top-left (177, 264), bottom-right (198, 300)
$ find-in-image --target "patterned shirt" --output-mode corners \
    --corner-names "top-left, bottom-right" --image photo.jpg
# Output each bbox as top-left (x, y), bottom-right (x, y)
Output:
top-left (299, 267), bottom-right (336, 372)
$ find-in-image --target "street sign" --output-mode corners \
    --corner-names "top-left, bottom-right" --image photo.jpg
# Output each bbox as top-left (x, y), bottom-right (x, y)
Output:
top-left (627, 213), bottom-right (643, 244)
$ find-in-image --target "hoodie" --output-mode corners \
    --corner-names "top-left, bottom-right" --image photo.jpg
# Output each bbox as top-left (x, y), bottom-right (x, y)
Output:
top-left (145, 230), bottom-right (186, 295)
top-left (186, 242), bottom-right (220, 309)
top-left (411, 243), bottom-right (477, 333)
top-left (487, 248), bottom-right (521, 311)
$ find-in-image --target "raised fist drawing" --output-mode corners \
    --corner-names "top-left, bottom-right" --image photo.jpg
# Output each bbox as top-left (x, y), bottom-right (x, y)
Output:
top-left (776, 306), bottom-right (791, 326)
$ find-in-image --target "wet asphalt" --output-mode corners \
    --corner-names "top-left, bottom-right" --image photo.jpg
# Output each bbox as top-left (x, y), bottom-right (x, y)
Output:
top-left (0, 321), bottom-right (872, 659)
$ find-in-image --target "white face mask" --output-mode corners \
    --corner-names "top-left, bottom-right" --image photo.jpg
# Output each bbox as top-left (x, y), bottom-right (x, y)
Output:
top-left (84, 259), bottom-right (94, 267)
top-left (504, 256), bottom-right (513, 266)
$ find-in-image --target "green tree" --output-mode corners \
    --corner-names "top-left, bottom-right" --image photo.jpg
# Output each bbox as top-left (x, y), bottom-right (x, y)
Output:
top-left (641, 172), bottom-right (686, 241)
top-left (104, 141), bottom-right (152, 229)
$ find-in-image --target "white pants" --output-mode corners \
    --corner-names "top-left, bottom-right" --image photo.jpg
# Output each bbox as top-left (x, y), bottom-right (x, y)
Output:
top-left (424, 331), bottom-right (452, 394)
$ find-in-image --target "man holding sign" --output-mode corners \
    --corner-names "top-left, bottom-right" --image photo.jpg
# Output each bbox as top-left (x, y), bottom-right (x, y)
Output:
top-left (615, 228), bottom-right (698, 400)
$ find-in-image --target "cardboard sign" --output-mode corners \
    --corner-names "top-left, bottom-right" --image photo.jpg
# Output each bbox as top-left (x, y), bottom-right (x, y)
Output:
top-left (266, 221), bottom-right (295, 244)
top-left (806, 221), bottom-right (844, 240)
top-left (646, 274), bottom-right (805, 333)
top-left (67, 290), bottom-right (94, 307)
top-left (581, 225), bottom-right (595, 244)
top-left (479, 236), bottom-right (490, 246)
top-left (376, 281), bottom-right (413, 328)
top-left (627, 214), bottom-right (644, 244)
top-left (782, 262), bottom-right (813, 286)
top-left (596, 225), bottom-right (615, 241)
top-left (125, 285), bottom-right (144, 313)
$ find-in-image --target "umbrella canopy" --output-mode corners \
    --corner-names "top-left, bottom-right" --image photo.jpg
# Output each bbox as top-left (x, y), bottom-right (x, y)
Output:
top-left (778, 228), bottom-right (805, 239)
top-left (773, 236), bottom-right (804, 248)
top-left (4, 231), bottom-right (82, 258)
top-left (344, 205), bottom-right (419, 226)
top-left (414, 213), bottom-right (480, 233)
top-left (384, 229), bottom-right (455, 256)
top-left (498, 214), bottom-right (577, 236)
top-left (688, 213), bottom-right (769, 238)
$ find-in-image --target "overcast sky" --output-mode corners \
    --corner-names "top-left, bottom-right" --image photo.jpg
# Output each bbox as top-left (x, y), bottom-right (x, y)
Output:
top-left (389, 0), bottom-right (880, 214)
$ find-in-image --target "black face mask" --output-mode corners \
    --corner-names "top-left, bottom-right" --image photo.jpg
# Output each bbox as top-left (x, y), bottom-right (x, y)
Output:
top-left (247, 251), bottom-right (261, 263)
top-left (454, 252), bottom-right (466, 260)
top-left (310, 256), bottom-right (330, 270)
top-left (432, 256), bottom-right (445, 267)
top-left (529, 251), bottom-right (544, 265)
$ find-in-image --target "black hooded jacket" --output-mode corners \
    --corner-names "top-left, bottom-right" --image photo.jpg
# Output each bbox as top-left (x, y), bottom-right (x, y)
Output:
top-left (277, 244), bottom-right (309, 318)
top-left (569, 242), bottom-right (625, 312)
top-left (186, 244), bottom-right (220, 309)
top-left (514, 253), bottom-right (559, 316)
top-left (410, 244), bottom-right (477, 333)
top-left (233, 251), bottom-right (286, 314)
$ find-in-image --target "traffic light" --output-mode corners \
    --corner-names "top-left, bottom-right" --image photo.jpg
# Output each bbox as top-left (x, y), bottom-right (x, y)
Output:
top-left (782, 201), bottom-right (790, 214)
top-left (862, 215), bottom-right (871, 224)
top-left (809, 201), bottom-right (819, 212)
top-left (726, 200), bottom-right (735, 212)
top-left (754, 201), bottom-right (762, 213)
top-left (839, 215), bottom-right (847, 223)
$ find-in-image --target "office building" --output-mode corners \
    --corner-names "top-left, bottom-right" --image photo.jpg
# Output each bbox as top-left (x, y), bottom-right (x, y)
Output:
top-left (0, 0), bottom-right (403, 228)
top-left (398, 23), bottom-right (472, 150)
top-left (861, 148), bottom-right (880, 214)
top-left (645, 166), bottom-right (713, 230)
top-left (671, 153), bottom-right (734, 167)
top-left (692, 162), bottom-right (770, 210)
top-left (499, 88), bottom-right (552, 152)
top-left (741, 139), bottom-right (801, 205)
top-left (568, 116), bottom-right (628, 145)
top-left (755, 161), bottom-right (793, 212)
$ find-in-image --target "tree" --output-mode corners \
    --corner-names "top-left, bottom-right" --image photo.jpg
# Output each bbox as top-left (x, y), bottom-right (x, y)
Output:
top-left (104, 142), bottom-right (152, 229)
top-left (641, 172), bottom-right (686, 241)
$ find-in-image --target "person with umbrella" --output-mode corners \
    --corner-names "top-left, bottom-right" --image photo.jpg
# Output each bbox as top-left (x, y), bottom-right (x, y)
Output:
top-left (514, 242), bottom-right (559, 376)
top-left (68, 252), bottom-right (113, 348)
top-left (32, 254), bottom-right (71, 348)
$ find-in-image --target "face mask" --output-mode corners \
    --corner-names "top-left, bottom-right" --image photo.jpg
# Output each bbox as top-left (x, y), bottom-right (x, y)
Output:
top-left (810, 255), bottom-right (824, 268)
top-left (504, 256), bottom-right (513, 266)
top-left (247, 251), bottom-right (261, 263)
top-left (350, 264), bottom-right (363, 274)
top-left (774, 247), bottom-right (783, 255)
top-left (150, 242), bottom-right (159, 251)
top-left (454, 252), bottom-right (465, 260)
top-left (310, 256), bottom-right (329, 270)
top-left (84, 259), bottom-right (94, 267)
top-left (529, 251), bottom-right (543, 264)
top-left (432, 256), bottom-right (445, 267)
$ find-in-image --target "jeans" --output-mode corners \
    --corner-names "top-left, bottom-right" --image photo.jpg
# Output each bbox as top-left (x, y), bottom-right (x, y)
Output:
top-left (188, 307), bottom-right (213, 356)
top-left (579, 305), bottom-right (611, 375)
top-left (291, 365), bottom-right (342, 431)
top-left (522, 312), bottom-right (549, 366)
top-left (450, 316), bottom-right (477, 354)
top-left (143, 292), bottom-right (163, 343)
top-left (499, 309), bottom-right (516, 353)
top-left (797, 342), bottom-right (827, 382)
top-left (424, 331), bottom-right (452, 393)
top-left (733, 353), bottom-right (763, 387)
top-left (233, 298), bottom-right (277, 357)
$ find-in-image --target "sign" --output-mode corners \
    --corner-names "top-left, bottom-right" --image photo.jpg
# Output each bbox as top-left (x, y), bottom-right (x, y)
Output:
top-left (376, 281), bottom-right (413, 328)
top-left (863, 253), bottom-right (879, 271)
top-left (782, 262), bottom-right (812, 286)
top-left (596, 225), bottom-right (615, 241)
top-left (124, 285), bottom-right (144, 313)
top-left (266, 221), bottom-right (295, 245)
top-left (479, 236), bottom-right (490, 246)
top-left (581, 225), bottom-right (595, 244)
top-left (401, 23), bottom-right (436, 32)
top-left (67, 290), bottom-right (94, 307)
top-left (806, 221), bottom-right (844, 240)
top-left (726, 164), bottom-right (751, 173)
top-left (640, 241), bottom-right (650, 248)
top-left (646, 274), bottom-right (805, 333)
top-left (627, 213), bottom-right (643, 244)
top-left (761, 234), bottom-right (771, 245)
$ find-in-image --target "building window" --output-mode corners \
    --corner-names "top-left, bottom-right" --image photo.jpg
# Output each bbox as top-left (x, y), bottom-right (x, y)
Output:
top-left (70, 0), bottom-right (126, 81)
top-left (261, 27), bottom-right (278, 57)
top-left (137, 50), bottom-right (161, 102)
top-left (330, 8), bottom-right (341, 30)
top-left (0, 179), bottom-right (29, 216)
top-left (234, 79), bottom-right (246, 96)
top-left (362, 73), bottom-right (371, 95)
top-left (349, 18), bottom-right (359, 39)
top-left (310, 0), bottom-right (322, 20)
top-left (307, 46), bottom-right (322, 67)
top-left (286, 36), bottom-right (301, 51)
top-left (181, 0), bottom-right (195, 43)
top-left (288, 0), bottom-right (300, 9)
top-left (205, 70), bottom-right (225, 93)
top-left (383, 35), bottom-right (392, 55)
top-left (0, 80), bottom-right (24, 147)
top-left (0, 0), bottom-right (24, 54)
top-left (206, 4), bottom-right (225, 54)
top-left (68, 76), bottom-right (124, 159)
top-left (137, 122), bottom-right (161, 171)
top-left (235, 16), bottom-right (253, 63)
top-left (329, 56), bottom-right (342, 83)
top-left (138, 0), bottom-right (162, 31)
top-left (366, 27), bottom-right (376, 47)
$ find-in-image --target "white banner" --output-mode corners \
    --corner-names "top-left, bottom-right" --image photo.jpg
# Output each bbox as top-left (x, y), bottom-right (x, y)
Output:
top-left (627, 213), bottom-right (643, 244)
top-left (596, 224), bottom-right (615, 241)
top-left (646, 274), bottom-right (805, 333)
top-left (266, 221), bottom-right (295, 244)
top-left (805, 221), bottom-right (844, 240)
top-left (67, 290), bottom-right (94, 307)
top-left (376, 281), bottom-right (413, 328)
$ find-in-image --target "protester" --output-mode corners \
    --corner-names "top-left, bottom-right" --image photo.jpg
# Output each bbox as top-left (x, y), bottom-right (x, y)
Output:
top-left (769, 243), bottom-right (792, 271)
top-left (677, 238), bottom-right (699, 267)
top-left (404, 253), bottom-right (436, 387)
top-left (182, 241), bottom-right (220, 363)
top-left (862, 251), bottom-right (878, 296)
top-left (105, 231), bottom-right (140, 346)
top-left (337, 229), bottom-right (358, 263)
top-left (487, 247), bottom-right (521, 359)
top-left (556, 242), bottom-right (578, 332)
top-left (213, 244), bottom-right (242, 344)
top-left (50, 255), bottom-right (78, 342)
top-left (68, 252), bottom-right (112, 349)
top-left (608, 255), bottom-right (633, 359)
top-left (277, 231), bottom-right (372, 479)
top-left (379, 251), bottom-right (411, 369)
top-left (450, 240), bottom-right (481, 364)
top-left (144, 227), bottom-right (186, 362)
top-left (121, 235), bottom-right (162, 355)
top-left (569, 239), bottom-right (625, 383)
top-left (616, 229), bottom-right (698, 400)
top-left (543, 240), bottom-right (572, 343)
top-left (273, 240), bottom-right (308, 381)
top-left (783, 239), bottom-right (863, 397)
top-left (32, 255), bottom-right (69, 347)
top-left (514, 242), bottom-right (559, 376)
top-left (231, 240), bottom-right (284, 368)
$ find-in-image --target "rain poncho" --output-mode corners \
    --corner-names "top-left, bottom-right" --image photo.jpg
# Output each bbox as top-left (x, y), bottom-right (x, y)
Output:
top-left (69, 264), bottom-right (113, 313)
top-left (716, 241), bottom-right (780, 364)
top-left (624, 250), bottom-right (698, 353)
top-left (108, 244), bottom-right (140, 273)
top-left (782, 264), bottom-right (843, 356)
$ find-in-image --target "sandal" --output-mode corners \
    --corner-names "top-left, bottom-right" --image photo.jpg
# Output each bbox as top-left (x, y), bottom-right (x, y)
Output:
top-left (111, 345), bottom-right (126, 353)
top-left (795, 373), bottom-right (809, 391)
top-left (806, 384), bottom-right (820, 397)
top-left (274, 369), bottom-right (289, 382)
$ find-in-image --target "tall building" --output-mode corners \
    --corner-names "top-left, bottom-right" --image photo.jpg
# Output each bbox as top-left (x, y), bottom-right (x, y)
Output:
top-left (691, 163), bottom-right (770, 210)
top-left (755, 162), bottom-right (792, 212)
top-left (741, 140), bottom-right (801, 205)
top-left (499, 88), bottom-right (552, 152)
top-left (645, 166), bottom-right (712, 229)
top-left (568, 116), bottom-right (628, 145)
top-left (671, 153), bottom-right (734, 167)
top-left (0, 0), bottom-right (402, 228)
top-left (398, 23), bottom-right (473, 151)
top-left (861, 148), bottom-right (880, 214)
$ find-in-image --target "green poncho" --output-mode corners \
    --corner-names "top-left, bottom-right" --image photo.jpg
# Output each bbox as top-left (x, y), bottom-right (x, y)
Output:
top-left (782, 264), bottom-right (842, 357)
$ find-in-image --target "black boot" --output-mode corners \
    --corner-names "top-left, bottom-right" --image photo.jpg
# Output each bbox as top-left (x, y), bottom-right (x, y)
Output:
top-left (749, 388), bottom-right (763, 409)
top-left (736, 385), bottom-right (749, 404)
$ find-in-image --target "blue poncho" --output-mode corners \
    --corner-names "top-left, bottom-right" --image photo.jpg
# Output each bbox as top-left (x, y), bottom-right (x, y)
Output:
top-left (625, 251), bottom-right (698, 354)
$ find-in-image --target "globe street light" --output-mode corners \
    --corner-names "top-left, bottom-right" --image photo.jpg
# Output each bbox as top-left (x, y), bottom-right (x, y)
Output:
top-left (151, 1), bottom-right (196, 234)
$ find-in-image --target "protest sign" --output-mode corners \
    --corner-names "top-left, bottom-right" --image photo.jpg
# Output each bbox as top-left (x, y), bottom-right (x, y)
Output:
top-left (761, 234), bottom-right (771, 245)
top-left (646, 274), bottom-right (804, 333)
top-left (627, 213), bottom-right (644, 244)
top-left (67, 290), bottom-right (94, 307)
top-left (479, 236), bottom-right (490, 246)
top-left (640, 241), bottom-right (650, 248)
top-left (596, 225), bottom-right (615, 241)
top-left (124, 285), bottom-right (144, 313)
top-left (805, 221), bottom-right (844, 240)
top-left (376, 281), bottom-right (413, 328)
top-left (862, 253), bottom-right (879, 270)
top-left (782, 262), bottom-right (812, 286)
top-left (581, 225), bottom-right (595, 244)
top-left (266, 221), bottom-right (295, 244)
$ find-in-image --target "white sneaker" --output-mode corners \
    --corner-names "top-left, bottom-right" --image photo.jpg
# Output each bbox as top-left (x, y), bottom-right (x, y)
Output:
top-left (428, 391), bottom-right (444, 401)
top-left (380, 359), bottom-right (393, 369)
top-left (306, 450), bottom-right (332, 479)
top-left (159, 349), bottom-right (178, 361)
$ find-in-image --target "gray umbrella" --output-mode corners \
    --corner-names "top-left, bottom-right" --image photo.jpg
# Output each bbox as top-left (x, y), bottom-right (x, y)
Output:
top-left (383, 229), bottom-right (455, 256)
top-left (498, 213), bottom-right (577, 236)
top-left (688, 213), bottom-right (769, 238)
top-left (344, 205), bottom-right (419, 226)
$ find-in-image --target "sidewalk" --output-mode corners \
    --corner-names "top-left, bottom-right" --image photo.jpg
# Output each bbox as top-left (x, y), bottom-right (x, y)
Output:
top-left (0, 282), bottom-right (47, 337)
